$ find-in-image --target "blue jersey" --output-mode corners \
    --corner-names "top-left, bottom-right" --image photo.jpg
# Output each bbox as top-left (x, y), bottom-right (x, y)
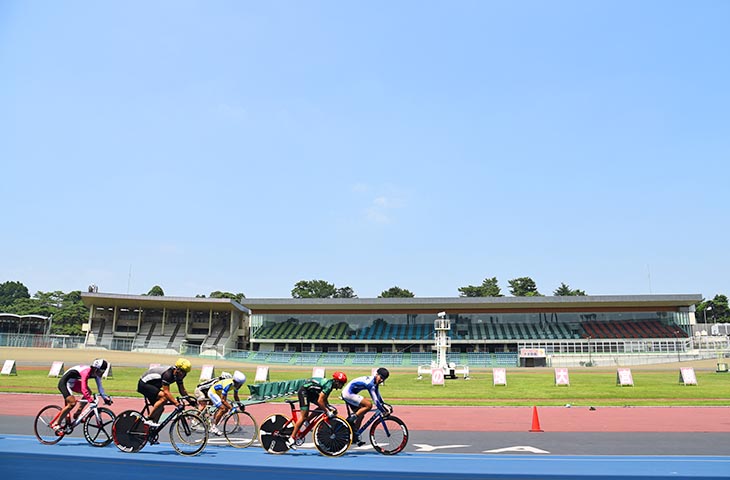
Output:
top-left (342, 375), bottom-right (384, 409)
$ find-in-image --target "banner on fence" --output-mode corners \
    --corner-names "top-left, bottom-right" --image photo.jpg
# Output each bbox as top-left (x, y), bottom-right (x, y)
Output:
top-left (554, 368), bottom-right (570, 386)
top-left (1, 359), bottom-right (17, 376)
top-left (493, 367), bottom-right (507, 386)
top-left (48, 361), bottom-right (64, 377)
top-left (200, 364), bottom-right (215, 381)
top-left (679, 367), bottom-right (698, 385)
top-left (616, 368), bottom-right (634, 386)
top-left (255, 365), bottom-right (270, 383)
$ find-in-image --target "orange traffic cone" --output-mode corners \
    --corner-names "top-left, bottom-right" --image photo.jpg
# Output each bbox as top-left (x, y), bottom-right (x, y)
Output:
top-left (529, 406), bottom-right (544, 432)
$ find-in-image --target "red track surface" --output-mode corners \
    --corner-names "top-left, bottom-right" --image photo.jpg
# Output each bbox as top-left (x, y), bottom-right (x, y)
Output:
top-left (4, 393), bottom-right (729, 432)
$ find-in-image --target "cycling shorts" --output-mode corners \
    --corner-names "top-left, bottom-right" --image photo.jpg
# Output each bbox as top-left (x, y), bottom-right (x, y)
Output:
top-left (137, 379), bottom-right (161, 405)
top-left (341, 391), bottom-right (365, 408)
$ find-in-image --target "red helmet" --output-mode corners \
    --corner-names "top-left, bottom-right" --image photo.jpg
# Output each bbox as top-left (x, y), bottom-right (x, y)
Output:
top-left (332, 371), bottom-right (347, 384)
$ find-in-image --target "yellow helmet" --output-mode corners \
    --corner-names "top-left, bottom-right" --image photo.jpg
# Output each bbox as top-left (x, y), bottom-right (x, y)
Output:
top-left (175, 358), bottom-right (192, 373)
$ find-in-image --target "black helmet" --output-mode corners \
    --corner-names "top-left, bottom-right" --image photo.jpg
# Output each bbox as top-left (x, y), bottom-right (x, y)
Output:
top-left (376, 367), bottom-right (390, 381)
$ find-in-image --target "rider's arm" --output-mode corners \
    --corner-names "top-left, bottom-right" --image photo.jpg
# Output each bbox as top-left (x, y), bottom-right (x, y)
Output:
top-left (367, 382), bottom-right (385, 411)
top-left (94, 375), bottom-right (107, 398)
top-left (79, 368), bottom-right (94, 402)
top-left (176, 377), bottom-right (189, 397)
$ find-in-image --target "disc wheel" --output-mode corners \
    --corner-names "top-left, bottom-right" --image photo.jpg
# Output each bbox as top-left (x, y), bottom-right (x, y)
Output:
top-left (34, 405), bottom-right (64, 445)
top-left (313, 416), bottom-right (351, 457)
top-left (112, 410), bottom-right (148, 453)
top-left (83, 407), bottom-right (116, 447)
top-left (370, 415), bottom-right (408, 455)
top-left (170, 410), bottom-right (208, 456)
top-left (259, 414), bottom-right (292, 454)
top-left (224, 410), bottom-right (258, 448)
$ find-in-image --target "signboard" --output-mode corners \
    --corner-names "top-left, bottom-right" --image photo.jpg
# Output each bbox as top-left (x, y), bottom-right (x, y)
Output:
top-left (103, 363), bottom-right (113, 379)
top-left (493, 368), bottom-right (507, 386)
top-left (554, 368), bottom-right (570, 386)
top-left (616, 368), bottom-right (634, 386)
top-left (1, 359), bottom-right (17, 376)
top-left (679, 367), bottom-right (698, 385)
top-left (149, 363), bottom-right (161, 369)
top-left (431, 368), bottom-right (445, 386)
top-left (254, 365), bottom-right (270, 383)
top-left (48, 361), bottom-right (65, 377)
top-left (199, 364), bottom-right (215, 381)
top-left (312, 367), bottom-right (325, 378)
top-left (519, 348), bottom-right (546, 358)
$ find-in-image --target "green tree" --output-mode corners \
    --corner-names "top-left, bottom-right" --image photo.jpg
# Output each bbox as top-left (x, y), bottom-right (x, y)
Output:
top-left (291, 280), bottom-right (337, 298)
top-left (334, 287), bottom-right (357, 298)
top-left (508, 277), bottom-right (541, 296)
top-left (208, 291), bottom-right (246, 303)
top-left (701, 294), bottom-right (730, 323)
top-left (379, 286), bottom-right (415, 298)
top-left (553, 282), bottom-right (587, 296)
top-left (0, 280), bottom-right (30, 307)
top-left (145, 285), bottom-right (165, 296)
top-left (458, 277), bottom-right (502, 297)
top-left (3, 289), bottom-right (88, 335)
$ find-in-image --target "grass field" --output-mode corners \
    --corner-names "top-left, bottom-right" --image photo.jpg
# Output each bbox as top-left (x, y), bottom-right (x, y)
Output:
top-left (3, 362), bottom-right (730, 407)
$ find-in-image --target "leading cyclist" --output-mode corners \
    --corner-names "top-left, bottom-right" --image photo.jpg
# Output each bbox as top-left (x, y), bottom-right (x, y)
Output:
top-left (51, 358), bottom-right (112, 436)
top-left (341, 367), bottom-right (389, 445)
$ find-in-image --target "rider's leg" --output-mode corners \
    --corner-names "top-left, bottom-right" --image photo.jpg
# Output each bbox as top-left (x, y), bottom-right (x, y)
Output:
top-left (55, 395), bottom-right (77, 429)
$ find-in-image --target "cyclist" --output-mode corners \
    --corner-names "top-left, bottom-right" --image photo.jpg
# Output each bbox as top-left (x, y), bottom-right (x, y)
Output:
top-left (194, 371), bottom-right (232, 410)
top-left (51, 358), bottom-right (112, 436)
top-left (137, 358), bottom-right (193, 429)
top-left (286, 371), bottom-right (347, 450)
top-left (207, 370), bottom-right (247, 436)
top-left (341, 367), bottom-right (389, 444)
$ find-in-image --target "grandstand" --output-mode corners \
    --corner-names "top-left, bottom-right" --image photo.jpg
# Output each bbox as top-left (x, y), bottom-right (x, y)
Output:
top-left (2, 292), bottom-right (716, 368)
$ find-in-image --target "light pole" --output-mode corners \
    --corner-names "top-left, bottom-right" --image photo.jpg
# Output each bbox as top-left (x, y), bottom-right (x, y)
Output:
top-left (705, 305), bottom-right (713, 324)
top-left (587, 335), bottom-right (592, 366)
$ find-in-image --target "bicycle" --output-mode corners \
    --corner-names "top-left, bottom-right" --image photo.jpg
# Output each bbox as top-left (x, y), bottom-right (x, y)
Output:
top-left (112, 395), bottom-right (208, 456)
top-left (34, 394), bottom-right (116, 447)
top-left (192, 399), bottom-right (258, 448)
top-left (259, 399), bottom-right (352, 456)
top-left (345, 402), bottom-right (408, 455)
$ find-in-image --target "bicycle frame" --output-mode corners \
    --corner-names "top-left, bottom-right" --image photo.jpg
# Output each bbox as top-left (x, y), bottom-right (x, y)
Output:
top-left (285, 400), bottom-right (330, 440)
top-left (346, 402), bottom-right (388, 438)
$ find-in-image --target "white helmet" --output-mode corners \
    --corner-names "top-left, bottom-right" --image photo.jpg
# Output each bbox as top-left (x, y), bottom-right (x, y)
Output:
top-left (221, 371), bottom-right (233, 379)
top-left (233, 370), bottom-right (246, 385)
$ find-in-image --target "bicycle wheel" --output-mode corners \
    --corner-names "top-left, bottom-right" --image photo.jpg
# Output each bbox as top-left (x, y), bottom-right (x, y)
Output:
top-left (83, 407), bottom-right (116, 447)
top-left (370, 415), bottom-right (408, 455)
top-left (112, 410), bottom-right (148, 453)
top-left (259, 414), bottom-right (291, 454)
top-left (313, 416), bottom-right (351, 457)
top-left (170, 410), bottom-right (208, 456)
top-left (34, 405), bottom-right (63, 445)
top-left (223, 410), bottom-right (258, 448)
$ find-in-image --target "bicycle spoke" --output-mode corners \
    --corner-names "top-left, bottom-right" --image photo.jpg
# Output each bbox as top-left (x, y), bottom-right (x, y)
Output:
top-left (34, 405), bottom-right (63, 445)
top-left (370, 416), bottom-right (408, 455)
top-left (314, 417), bottom-right (351, 457)
top-left (170, 411), bottom-right (208, 456)
top-left (224, 411), bottom-right (258, 448)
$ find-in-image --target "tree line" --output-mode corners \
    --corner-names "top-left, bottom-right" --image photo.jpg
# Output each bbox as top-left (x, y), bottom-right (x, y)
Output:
top-left (1, 279), bottom-right (728, 336)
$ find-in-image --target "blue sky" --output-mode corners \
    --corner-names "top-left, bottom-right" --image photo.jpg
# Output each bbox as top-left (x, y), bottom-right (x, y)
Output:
top-left (1, 2), bottom-right (728, 300)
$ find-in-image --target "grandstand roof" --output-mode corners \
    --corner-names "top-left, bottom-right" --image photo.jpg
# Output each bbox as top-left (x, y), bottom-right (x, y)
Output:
top-left (81, 292), bottom-right (251, 314)
top-left (240, 294), bottom-right (702, 312)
